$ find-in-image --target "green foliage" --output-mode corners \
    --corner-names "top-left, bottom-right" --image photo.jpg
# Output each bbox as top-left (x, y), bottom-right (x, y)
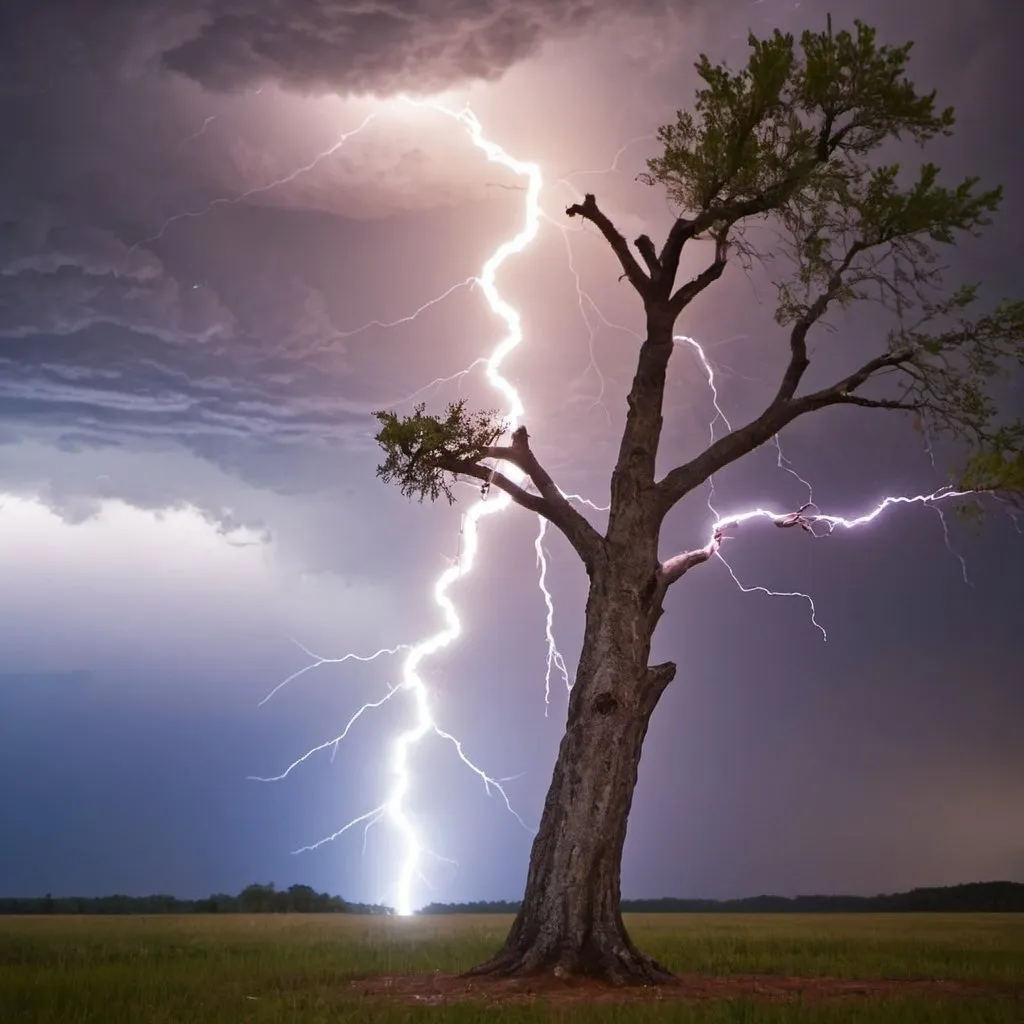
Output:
top-left (374, 401), bottom-right (506, 504)
top-left (642, 17), bottom-right (1023, 500)
top-left (963, 446), bottom-right (1024, 498)
top-left (642, 20), bottom-right (955, 218)
top-left (883, 296), bottom-right (1024, 456)
top-left (643, 23), bottom-right (944, 216)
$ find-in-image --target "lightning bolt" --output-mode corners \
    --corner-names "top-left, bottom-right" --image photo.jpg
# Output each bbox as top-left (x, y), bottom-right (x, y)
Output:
top-left (677, 333), bottom-right (975, 637)
top-left (533, 489), bottom-right (611, 710)
top-left (552, 135), bottom-right (655, 193)
top-left (254, 101), bottom-right (544, 916)
top-left (335, 277), bottom-right (477, 339)
top-left (135, 112), bottom-right (380, 249)
top-left (773, 435), bottom-right (815, 506)
top-left (534, 517), bottom-right (569, 713)
top-left (178, 113), bottom-right (219, 147)
top-left (367, 100), bottom-right (545, 915)
top-left (681, 486), bottom-right (974, 640)
top-left (256, 638), bottom-right (411, 709)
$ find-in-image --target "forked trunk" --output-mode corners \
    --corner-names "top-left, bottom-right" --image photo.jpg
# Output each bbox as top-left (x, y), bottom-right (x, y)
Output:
top-left (467, 563), bottom-right (676, 984)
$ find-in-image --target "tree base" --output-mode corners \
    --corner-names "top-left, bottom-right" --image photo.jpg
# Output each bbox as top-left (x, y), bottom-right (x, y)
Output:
top-left (464, 932), bottom-right (676, 986)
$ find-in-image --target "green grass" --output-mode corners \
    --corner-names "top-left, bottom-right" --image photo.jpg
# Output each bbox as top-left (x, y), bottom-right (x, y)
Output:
top-left (1, 913), bottom-right (1021, 1023)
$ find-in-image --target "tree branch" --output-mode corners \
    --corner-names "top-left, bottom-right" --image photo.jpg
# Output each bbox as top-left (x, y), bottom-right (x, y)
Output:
top-left (443, 426), bottom-right (605, 571)
top-left (566, 194), bottom-right (652, 299)
top-left (772, 241), bottom-right (866, 405)
top-left (827, 395), bottom-right (924, 411)
top-left (634, 234), bottom-right (661, 278)
top-left (789, 349), bottom-right (917, 415)
top-left (667, 235), bottom-right (729, 318)
top-left (658, 217), bottom-right (696, 296)
top-left (658, 540), bottom-right (717, 587)
top-left (638, 661), bottom-right (677, 713)
top-left (656, 346), bottom-right (920, 515)
top-left (648, 521), bottom-right (729, 612)
top-left (438, 457), bottom-right (542, 510)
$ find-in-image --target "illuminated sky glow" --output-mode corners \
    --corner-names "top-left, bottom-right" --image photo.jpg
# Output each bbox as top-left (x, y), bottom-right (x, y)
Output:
top-left (0, 0), bottom-right (1021, 906)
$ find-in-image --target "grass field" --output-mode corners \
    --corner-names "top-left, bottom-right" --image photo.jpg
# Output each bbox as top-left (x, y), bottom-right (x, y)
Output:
top-left (1, 913), bottom-right (1022, 1022)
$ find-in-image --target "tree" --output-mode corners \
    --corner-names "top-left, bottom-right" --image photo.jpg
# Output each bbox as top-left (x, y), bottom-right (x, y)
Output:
top-left (374, 20), bottom-right (1024, 983)
top-left (238, 882), bottom-right (277, 913)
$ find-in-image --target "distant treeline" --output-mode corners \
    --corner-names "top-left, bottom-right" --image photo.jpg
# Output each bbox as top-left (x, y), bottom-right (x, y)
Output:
top-left (3, 880), bottom-right (1022, 916)
top-left (419, 882), bottom-right (1024, 915)
top-left (0, 883), bottom-right (390, 916)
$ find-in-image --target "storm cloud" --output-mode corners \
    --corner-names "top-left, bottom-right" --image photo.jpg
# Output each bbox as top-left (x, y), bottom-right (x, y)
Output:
top-left (1, 0), bottom-right (684, 92)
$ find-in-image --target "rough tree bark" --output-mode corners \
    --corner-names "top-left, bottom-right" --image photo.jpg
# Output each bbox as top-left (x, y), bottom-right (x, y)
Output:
top-left (464, 294), bottom-right (686, 982)
top-left (467, 544), bottom-right (678, 983)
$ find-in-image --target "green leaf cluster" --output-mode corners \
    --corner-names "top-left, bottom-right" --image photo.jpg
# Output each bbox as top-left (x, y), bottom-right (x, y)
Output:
top-left (642, 20), bottom-right (954, 217)
top-left (373, 401), bottom-right (506, 504)
top-left (642, 17), bottom-right (1022, 499)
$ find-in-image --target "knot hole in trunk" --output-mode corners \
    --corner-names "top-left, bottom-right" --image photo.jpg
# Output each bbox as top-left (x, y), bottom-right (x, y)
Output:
top-left (592, 692), bottom-right (619, 716)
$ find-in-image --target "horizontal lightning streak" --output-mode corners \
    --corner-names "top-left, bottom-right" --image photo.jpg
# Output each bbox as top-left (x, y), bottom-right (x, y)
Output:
top-left (701, 488), bottom-right (974, 639)
top-left (680, 334), bottom-right (974, 637)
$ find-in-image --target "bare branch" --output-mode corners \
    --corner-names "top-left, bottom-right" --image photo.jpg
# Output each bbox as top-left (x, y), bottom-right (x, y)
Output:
top-left (437, 457), bottom-right (543, 512)
top-left (634, 234), bottom-right (661, 278)
top-left (658, 217), bottom-right (696, 294)
top-left (658, 540), bottom-right (717, 587)
top-left (789, 349), bottom-right (916, 415)
top-left (772, 241), bottom-right (866, 404)
top-left (667, 233), bottom-right (729, 318)
top-left (566, 194), bottom-right (652, 299)
top-left (656, 344), bottom-right (922, 515)
top-left (452, 427), bottom-right (606, 571)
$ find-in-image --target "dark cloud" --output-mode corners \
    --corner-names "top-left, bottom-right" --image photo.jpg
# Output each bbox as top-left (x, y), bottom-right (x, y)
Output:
top-left (160, 0), bottom-right (675, 96)
top-left (1, 0), bottom-right (692, 507)
top-left (0, 215), bottom-right (234, 344)
top-left (0, 0), bottom-right (679, 96)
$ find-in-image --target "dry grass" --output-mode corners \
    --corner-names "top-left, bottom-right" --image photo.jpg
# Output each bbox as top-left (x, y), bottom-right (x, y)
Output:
top-left (1, 912), bottom-right (1021, 1022)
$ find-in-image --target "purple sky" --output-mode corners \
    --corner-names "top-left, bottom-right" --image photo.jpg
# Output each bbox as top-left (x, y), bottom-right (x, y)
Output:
top-left (0, 0), bottom-right (1021, 909)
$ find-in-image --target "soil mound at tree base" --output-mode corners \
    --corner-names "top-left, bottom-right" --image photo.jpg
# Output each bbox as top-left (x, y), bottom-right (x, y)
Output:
top-left (348, 972), bottom-right (1022, 1008)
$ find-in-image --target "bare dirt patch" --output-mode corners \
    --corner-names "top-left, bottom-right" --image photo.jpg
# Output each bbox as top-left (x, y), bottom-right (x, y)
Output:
top-left (348, 972), bottom-right (1023, 1008)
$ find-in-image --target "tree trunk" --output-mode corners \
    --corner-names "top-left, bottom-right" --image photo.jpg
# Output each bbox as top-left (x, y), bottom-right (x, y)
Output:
top-left (467, 560), bottom-right (676, 984)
